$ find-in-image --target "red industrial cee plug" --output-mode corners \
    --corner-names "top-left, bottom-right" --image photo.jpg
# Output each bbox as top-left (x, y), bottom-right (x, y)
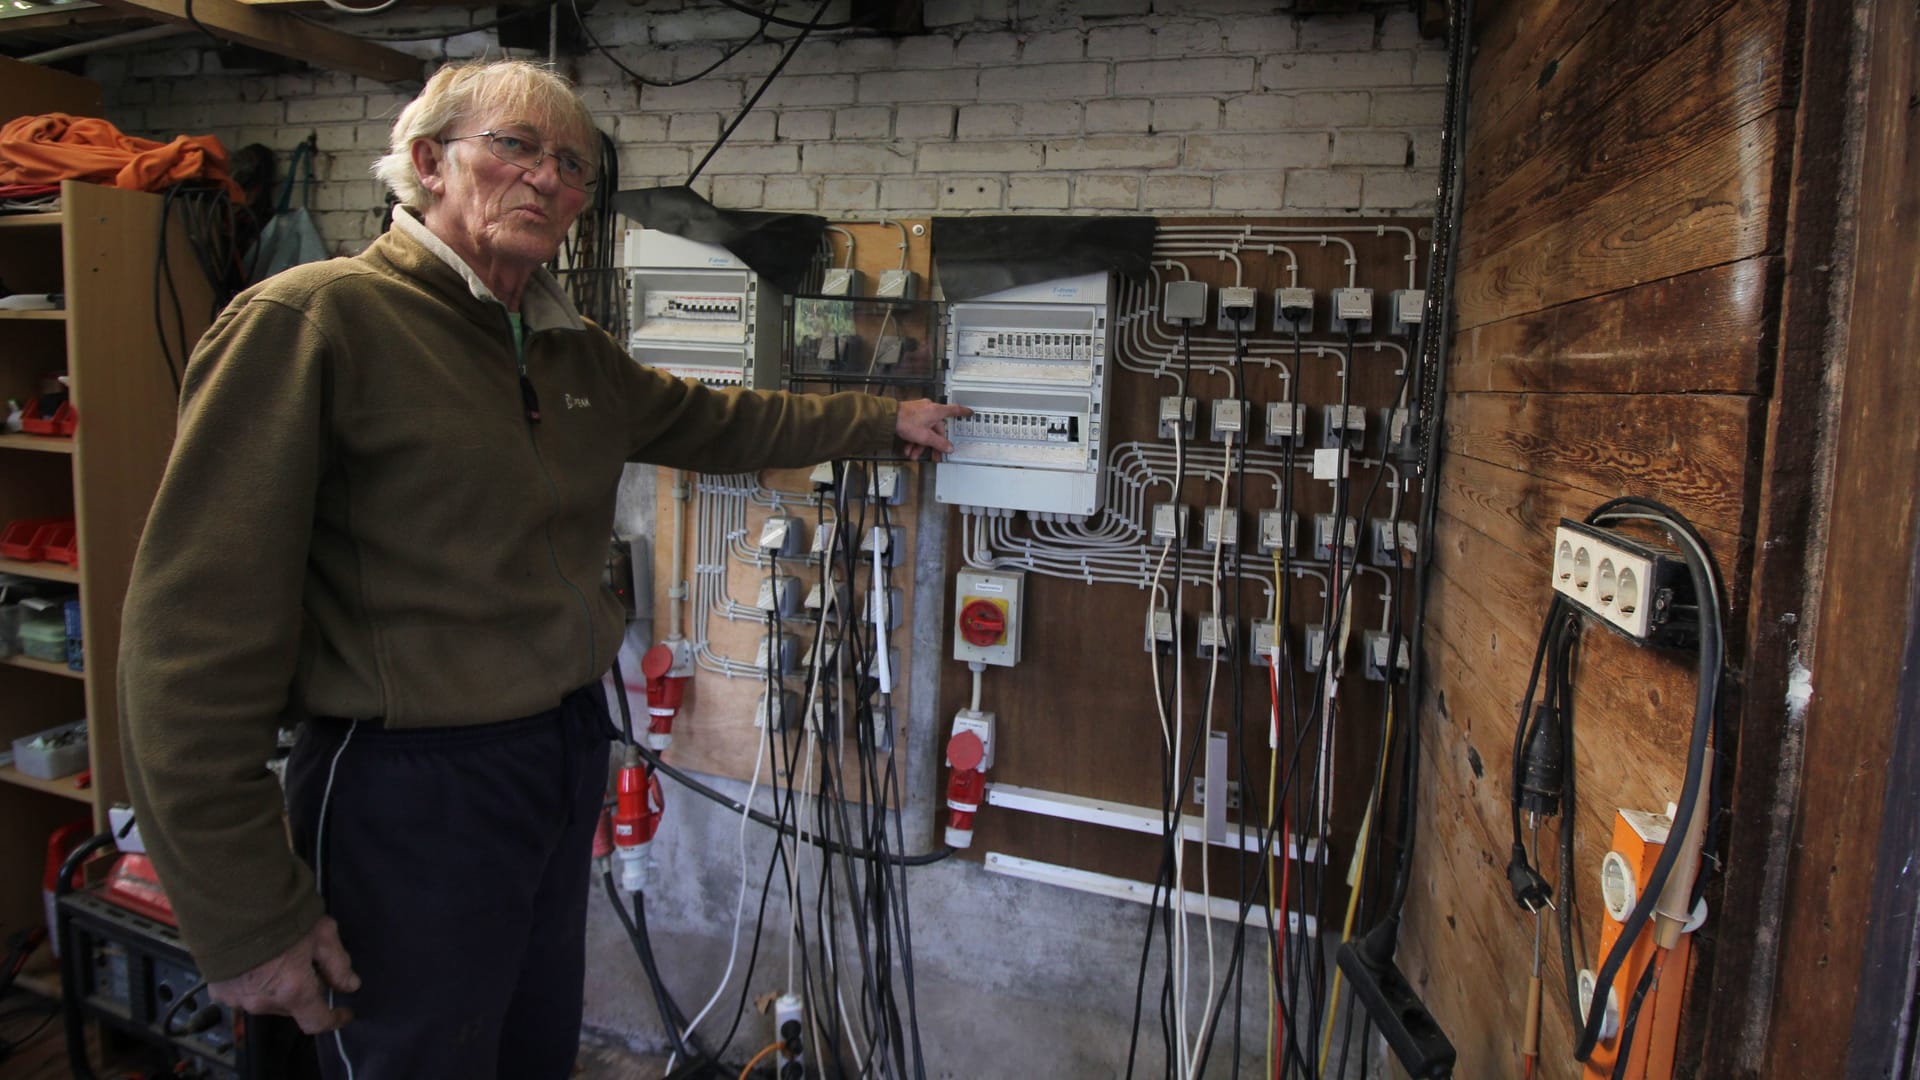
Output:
top-left (611, 753), bottom-right (664, 893)
top-left (944, 730), bottom-right (987, 849)
top-left (640, 642), bottom-right (688, 750)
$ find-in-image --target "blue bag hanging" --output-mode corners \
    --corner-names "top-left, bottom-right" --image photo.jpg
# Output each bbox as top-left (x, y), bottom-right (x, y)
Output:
top-left (244, 138), bottom-right (329, 283)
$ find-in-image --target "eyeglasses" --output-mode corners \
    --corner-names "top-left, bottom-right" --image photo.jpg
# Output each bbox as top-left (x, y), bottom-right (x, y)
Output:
top-left (442, 130), bottom-right (598, 192)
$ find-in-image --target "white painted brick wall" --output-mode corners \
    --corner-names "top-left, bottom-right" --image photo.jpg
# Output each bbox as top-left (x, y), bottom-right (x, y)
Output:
top-left (99, 5), bottom-right (1444, 256)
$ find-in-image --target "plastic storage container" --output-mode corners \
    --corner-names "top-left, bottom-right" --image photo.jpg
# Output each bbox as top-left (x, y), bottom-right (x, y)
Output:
top-left (11, 720), bottom-right (88, 780)
top-left (0, 604), bottom-right (21, 659)
top-left (19, 608), bottom-right (67, 662)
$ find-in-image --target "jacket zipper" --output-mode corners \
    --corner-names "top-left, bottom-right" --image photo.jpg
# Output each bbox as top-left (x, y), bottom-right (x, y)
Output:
top-left (510, 314), bottom-right (597, 676)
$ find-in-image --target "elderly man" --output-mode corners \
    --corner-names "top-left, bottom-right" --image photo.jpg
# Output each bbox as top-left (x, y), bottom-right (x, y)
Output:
top-left (119, 59), bottom-right (963, 1080)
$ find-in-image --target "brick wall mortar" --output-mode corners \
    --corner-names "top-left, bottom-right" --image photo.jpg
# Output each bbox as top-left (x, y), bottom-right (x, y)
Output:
top-left (95, 7), bottom-right (1442, 254)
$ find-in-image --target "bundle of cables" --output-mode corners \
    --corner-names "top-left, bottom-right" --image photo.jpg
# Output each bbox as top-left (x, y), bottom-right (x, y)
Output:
top-left (1504, 496), bottom-right (1726, 1080)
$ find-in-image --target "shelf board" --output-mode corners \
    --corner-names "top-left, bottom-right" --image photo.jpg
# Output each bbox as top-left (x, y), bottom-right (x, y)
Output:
top-left (0, 212), bottom-right (62, 230)
top-left (0, 762), bottom-right (91, 804)
top-left (0, 434), bottom-right (75, 454)
top-left (0, 310), bottom-right (67, 321)
top-left (2, 654), bottom-right (84, 680)
top-left (0, 558), bottom-right (79, 584)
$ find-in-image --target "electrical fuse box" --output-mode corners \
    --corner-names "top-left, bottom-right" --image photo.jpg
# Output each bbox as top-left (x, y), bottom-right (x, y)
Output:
top-left (1196, 615), bottom-right (1234, 660)
top-left (1203, 507), bottom-right (1240, 550)
top-left (937, 272), bottom-right (1115, 516)
top-left (756, 690), bottom-right (799, 730)
top-left (877, 269), bottom-right (919, 300)
top-left (1371, 518), bottom-right (1418, 568)
top-left (624, 228), bottom-right (782, 389)
top-left (953, 568), bottom-right (1023, 667)
top-left (810, 521), bottom-right (837, 557)
top-left (756, 633), bottom-right (799, 676)
top-left (1266, 402), bottom-right (1307, 446)
top-left (1390, 288), bottom-right (1425, 337)
top-left (1250, 619), bottom-right (1280, 668)
top-left (1163, 280), bottom-right (1208, 323)
top-left (1364, 630), bottom-right (1410, 682)
top-left (804, 635), bottom-right (839, 675)
top-left (1274, 287), bottom-right (1314, 334)
top-left (1303, 625), bottom-right (1333, 673)
top-left (1257, 509), bottom-right (1300, 556)
top-left (1159, 396), bottom-right (1196, 439)
top-left (1211, 399), bottom-right (1246, 443)
top-left (866, 464), bottom-right (904, 505)
top-left (809, 461), bottom-right (841, 491)
top-left (820, 268), bottom-right (862, 296)
top-left (1143, 608), bottom-right (1176, 654)
top-left (1216, 286), bottom-right (1257, 333)
top-left (1151, 503), bottom-right (1189, 545)
top-left (758, 515), bottom-right (805, 558)
top-left (1314, 514), bottom-right (1359, 561)
top-left (1323, 404), bottom-right (1367, 447)
top-left (860, 525), bottom-right (906, 566)
top-left (1381, 407), bottom-right (1410, 456)
top-left (805, 581), bottom-right (851, 621)
top-left (1331, 287), bottom-right (1374, 334)
top-left (755, 575), bottom-right (803, 617)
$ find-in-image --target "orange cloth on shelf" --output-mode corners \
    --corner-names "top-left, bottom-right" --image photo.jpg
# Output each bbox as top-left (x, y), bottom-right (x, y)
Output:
top-left (0, 113), bottom-right (243, 201)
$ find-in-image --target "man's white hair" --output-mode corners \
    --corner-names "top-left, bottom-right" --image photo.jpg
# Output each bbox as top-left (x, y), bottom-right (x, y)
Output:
top-left (373, 59), bottom-right (598, 209)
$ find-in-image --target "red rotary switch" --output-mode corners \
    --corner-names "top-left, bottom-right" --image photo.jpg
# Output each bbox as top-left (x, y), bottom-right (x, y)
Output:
top-left (958, 599), bottom-right (1007, 647)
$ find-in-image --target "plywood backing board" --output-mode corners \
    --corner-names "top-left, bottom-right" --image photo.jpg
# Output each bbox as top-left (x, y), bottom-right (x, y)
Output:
top-left (935, 217), bottom-right (1427, 915)
top-left (648, 220), bottom-right (935, 794)
top-left (1396, 0), bottom-right (1795, 1074)
top-left (65, 182), bottom-right (209, 819)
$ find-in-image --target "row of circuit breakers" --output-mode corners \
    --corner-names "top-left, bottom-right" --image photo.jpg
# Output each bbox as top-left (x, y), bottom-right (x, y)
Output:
top-left (623, 229), bottom-right (1418, 522)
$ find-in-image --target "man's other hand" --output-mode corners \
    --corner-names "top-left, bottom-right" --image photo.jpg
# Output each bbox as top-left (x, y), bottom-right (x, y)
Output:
top-left (208, 915), bottom-right (360, 1034)
top-left (895, 399), bottom-right (971, 461)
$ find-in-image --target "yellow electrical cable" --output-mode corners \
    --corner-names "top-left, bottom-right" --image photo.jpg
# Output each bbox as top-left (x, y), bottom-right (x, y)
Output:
top-left (738, 1041), bottom-right (783, 1080)
top-left (1318, 696), bottom-right (1394, 1074)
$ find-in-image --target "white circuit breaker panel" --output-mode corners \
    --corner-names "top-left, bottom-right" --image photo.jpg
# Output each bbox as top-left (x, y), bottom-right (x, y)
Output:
top-left (624, 228), bottom-right (783, 389)
top-left (935, 272), bottom-right (1115, 516)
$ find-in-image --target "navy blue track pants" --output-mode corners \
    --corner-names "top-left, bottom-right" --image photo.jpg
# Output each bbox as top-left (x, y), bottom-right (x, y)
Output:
top-left (285, 684), bottom-right (614, 1080)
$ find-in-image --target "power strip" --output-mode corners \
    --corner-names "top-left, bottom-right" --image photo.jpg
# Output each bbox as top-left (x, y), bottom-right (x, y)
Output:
top-left (1550, 519), bottom-right (1698, 647)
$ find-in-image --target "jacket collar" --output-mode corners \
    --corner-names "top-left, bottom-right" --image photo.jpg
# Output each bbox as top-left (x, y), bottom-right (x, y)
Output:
top-left (381, 207), bottom-right (587, 334)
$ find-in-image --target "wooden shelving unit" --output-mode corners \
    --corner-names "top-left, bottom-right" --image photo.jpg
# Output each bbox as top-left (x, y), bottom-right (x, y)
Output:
top-left (0, 177), bottom-right (213, 965)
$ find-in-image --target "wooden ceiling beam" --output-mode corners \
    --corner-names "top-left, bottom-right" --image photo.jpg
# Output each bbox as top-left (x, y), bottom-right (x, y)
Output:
top-left (89, 0), bottom-right (423, 82)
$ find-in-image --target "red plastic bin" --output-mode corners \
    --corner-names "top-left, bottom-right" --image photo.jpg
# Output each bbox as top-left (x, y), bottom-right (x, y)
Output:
top-left (46, 524), bottom-right (78, 567)
top-left (19, 397), bottom-right (77, 437)
top-left (0, 517), bottom-right (75, 562)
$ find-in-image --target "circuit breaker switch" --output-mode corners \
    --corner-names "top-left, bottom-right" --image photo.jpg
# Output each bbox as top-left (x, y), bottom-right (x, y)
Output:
top-left (952, 569), bottom-right (1023, 666)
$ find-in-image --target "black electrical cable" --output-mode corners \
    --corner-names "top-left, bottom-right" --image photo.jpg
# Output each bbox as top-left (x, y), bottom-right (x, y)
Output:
top-left (1608, 952), bottom-right (1662, 1080)
top-left (712, 0), bottom-right (856, 31)
top-left (687, 0), bottom-right (834, 185)
top-left (620, 684), bottom-right (953, 868)
top-left (571, 0), bottom-right (771, 89)
top-left (1564, 498), bottom-right (1723, 1062)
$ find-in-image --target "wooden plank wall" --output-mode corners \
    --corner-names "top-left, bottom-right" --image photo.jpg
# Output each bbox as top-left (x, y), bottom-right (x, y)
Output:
top-left (1396, 0), bottom-right (1796, 1076)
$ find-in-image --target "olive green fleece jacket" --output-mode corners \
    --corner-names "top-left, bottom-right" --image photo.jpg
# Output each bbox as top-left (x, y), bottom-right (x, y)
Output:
top-left (118, 211), bottom-right (897, 982)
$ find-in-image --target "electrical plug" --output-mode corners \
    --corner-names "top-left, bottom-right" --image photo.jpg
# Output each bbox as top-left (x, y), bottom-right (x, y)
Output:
top-left (1507, 846), bottom-right (1553, 913)
top-left (1518, 705), bottom-right (1564, 817)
